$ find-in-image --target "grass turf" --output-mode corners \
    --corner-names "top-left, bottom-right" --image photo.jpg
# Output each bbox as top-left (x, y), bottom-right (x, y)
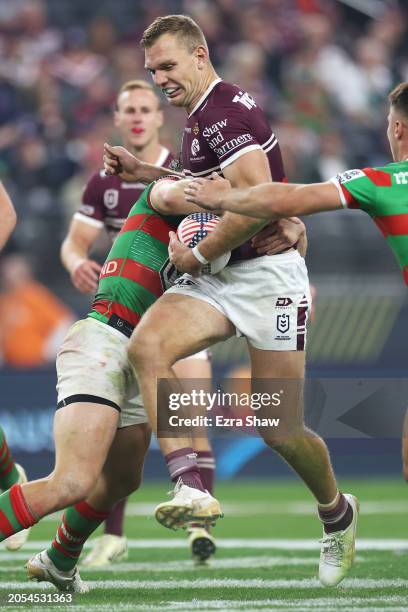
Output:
top-left (1, 479), bottom-right (408, 610)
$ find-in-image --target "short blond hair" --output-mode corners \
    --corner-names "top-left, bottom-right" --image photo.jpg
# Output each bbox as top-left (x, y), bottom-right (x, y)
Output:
top-left (140, 15), bottom-right (207, 53)
top-left (116, 80), bottom-right (161, 109)
top-left (389, 82), bottom-right (408, 120)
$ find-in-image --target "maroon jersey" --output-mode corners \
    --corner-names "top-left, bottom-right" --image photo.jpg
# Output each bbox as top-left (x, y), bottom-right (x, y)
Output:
top-left (75, 147), bottom-right (174, 242)
top-left (181, 79), bottom-right (286, 261)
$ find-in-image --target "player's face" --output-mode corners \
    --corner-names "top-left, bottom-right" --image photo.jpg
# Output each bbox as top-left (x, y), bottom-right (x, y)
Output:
top-left (114, 89), bottom-right (163, 151)
top-left (145, 34), bottom-right (207, 112)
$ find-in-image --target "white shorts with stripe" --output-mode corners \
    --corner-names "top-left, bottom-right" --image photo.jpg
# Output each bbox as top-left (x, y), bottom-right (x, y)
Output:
top-left (166, 250), bottom-right (311, 351)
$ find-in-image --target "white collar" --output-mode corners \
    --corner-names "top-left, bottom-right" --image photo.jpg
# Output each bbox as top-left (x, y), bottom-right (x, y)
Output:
top-left (188, 78), bottom-right (222, 118)
top-left (155, 146), bottom-right (170, 167)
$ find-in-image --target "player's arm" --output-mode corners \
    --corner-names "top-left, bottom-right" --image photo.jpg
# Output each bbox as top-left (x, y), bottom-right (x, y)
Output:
top-left (186, 175), bottom-right (342, 219)
top-left (0, 182), bottom-right (17, 251)
top-left (150, 178), bottom-right (215, 215)
top-left (103, 144), bottom-right (183, 184)
top-left (61, 219), bottom-right (102, 294)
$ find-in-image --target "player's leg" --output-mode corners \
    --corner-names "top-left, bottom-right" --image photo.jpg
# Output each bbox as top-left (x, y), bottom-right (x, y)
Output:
top-left (249, 345), bottom-right (359, 586)
top-left (0, 401), bottom-right (118, 546)
top-left (0, 426), bottom-right (31, 550)
top-left (173, 352), bottom-right (216, 564)
top-left (128, 293), bottom-right (233, 528)
top-left (27, 423), bottom-right (150, 590)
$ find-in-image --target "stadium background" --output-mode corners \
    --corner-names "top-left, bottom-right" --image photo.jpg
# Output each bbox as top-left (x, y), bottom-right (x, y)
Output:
top-left (0, 0), bottom-right (408, 481)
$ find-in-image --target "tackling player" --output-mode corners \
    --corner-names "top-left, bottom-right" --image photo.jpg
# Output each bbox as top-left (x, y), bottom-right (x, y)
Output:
top-left (103, 15), bottom-right (355, 587)
top-left (185, 81), bottom-right (408, 482)
top-left (61, 80), bottom-right (216, 567)
top-left (0, 176), bottom-right (215, 592)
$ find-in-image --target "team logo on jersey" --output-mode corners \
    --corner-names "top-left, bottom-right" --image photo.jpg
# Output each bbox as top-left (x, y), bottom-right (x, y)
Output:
top-left (276, 297), bottom-right (293, 307)
top-left (104, 189), bottom-right (119, 209)
top-left (277, 314), bottom-right (290, 334)
top-left (193, 123), bottom-right (200, 136)
top-left (232, 91), bottom-right (257, 110)
top-left (191, 138), bottom-right (200, 157)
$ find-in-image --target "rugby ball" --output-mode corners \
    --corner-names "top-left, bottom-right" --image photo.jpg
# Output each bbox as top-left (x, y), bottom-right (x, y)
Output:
top-left (177, 212), bottom-right (231, 274)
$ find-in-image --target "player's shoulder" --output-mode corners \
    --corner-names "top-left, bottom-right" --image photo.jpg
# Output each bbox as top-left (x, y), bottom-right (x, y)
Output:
top-left (206, 80), bottom-right (256, 111)
top-left (85, 169), bottom-right (120, 189)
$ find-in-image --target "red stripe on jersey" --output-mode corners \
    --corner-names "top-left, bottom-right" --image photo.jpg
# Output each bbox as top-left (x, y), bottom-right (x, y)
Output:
top-left (120, 214), bottom-right (148, 234)
top-left (110, 303), bottom-right (141, 327)
top-left (121, 212), bottom-right (173, 244)
top-left (121, 260), bottom-right (163, 297)
top-left (363, 167), bottom-right (392, 187)
top-left (340, 185), bottom-right (359, 209)
top-left (92, 299), bottom-right (141, 326)
top-left (140, 215), bottom-right (174, 244)
top-left (374, 214), bottom-right (408, 238)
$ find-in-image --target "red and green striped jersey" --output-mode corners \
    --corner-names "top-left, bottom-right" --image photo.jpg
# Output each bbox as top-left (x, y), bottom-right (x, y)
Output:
top-left (88, 179), bottom-right (184, 329)
top-left (331, 161), bottom-right (408, 284)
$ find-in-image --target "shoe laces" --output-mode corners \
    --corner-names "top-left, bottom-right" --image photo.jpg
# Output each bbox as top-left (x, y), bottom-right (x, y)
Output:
top-left (167, 477), bottom-right (183, 497)
top-left (320, 532), bottom-right (344, 566)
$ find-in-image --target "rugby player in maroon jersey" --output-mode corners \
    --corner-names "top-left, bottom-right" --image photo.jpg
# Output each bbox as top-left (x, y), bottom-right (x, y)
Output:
top-left (61, 80), bottom-right (218, 567)
top-left (186, 82), bottom-right (408, 493)
top-left (104, 15), bottom-right (357, 587)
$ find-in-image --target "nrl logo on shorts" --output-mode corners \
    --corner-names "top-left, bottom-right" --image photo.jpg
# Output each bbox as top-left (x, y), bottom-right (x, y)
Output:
top-left (193, 123), bottom-right (199, 136)
top-left (191, 138), bottom-right (200, 157)
top-left (277, 314), bottom-right (290, 334)
top-left (276, 297), bottom-right (293, 307)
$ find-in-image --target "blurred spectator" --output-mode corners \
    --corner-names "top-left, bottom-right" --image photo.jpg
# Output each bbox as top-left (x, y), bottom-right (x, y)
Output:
top-left (0, 0), bottom-right (407, 307)
top-left (0, 254), bottom-right (73, 368)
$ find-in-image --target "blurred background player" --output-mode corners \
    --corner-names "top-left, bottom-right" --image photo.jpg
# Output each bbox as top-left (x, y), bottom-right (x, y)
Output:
top-left (60, 80), bottom-right (216, 567)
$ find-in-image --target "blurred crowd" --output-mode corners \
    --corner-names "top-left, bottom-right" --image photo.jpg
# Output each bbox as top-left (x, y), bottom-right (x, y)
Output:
top-left (0, 0), bottom-right (407, 364)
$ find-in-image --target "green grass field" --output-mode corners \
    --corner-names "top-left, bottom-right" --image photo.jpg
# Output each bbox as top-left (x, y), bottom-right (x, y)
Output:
top-left (1, 479), bottom-right (408, 611)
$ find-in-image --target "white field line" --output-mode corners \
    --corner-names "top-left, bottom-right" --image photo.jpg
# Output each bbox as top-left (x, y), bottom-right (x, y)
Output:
top-left (0, 556), bottom-right (367, 573)
top-left (40, 500), bottom-right (408, 522)
top-left (18, 601), bottom-right (408, 612)
top-left (154, 595), bottom-right (407, 612)
top-left (0, 578), bottom-right (407, 590)
top-left (6, 538), bottom-right (408, 551)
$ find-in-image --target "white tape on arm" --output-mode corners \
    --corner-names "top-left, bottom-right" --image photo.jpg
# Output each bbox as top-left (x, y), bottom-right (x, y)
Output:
top-left (191, 245), bottom-right (209, 265)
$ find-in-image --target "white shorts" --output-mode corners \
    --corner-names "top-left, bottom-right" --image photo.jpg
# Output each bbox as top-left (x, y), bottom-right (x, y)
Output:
top-left (56, 318), bottom-right (147, 428)
top-left (167, 250), bottom-right (311, 351)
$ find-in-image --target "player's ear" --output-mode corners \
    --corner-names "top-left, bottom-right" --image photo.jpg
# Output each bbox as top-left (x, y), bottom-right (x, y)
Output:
top-left (113, 110), bottom-right (120, 128)
top-left (195, 45), bottom-right (208, 70)
top-left (395, 120), bottom-right (404, 140)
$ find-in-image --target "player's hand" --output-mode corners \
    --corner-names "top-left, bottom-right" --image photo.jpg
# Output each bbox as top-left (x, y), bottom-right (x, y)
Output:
top-left (251, 217), bottom-right (305, 255)
top-left (71, 259), bottom-right (102, 293)
top-left (184, 173), bottom-right (231, 210)
top-left (168, 231), bottom-right (202, 276)
top-left (103, 143), bottom-right (144, 181)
